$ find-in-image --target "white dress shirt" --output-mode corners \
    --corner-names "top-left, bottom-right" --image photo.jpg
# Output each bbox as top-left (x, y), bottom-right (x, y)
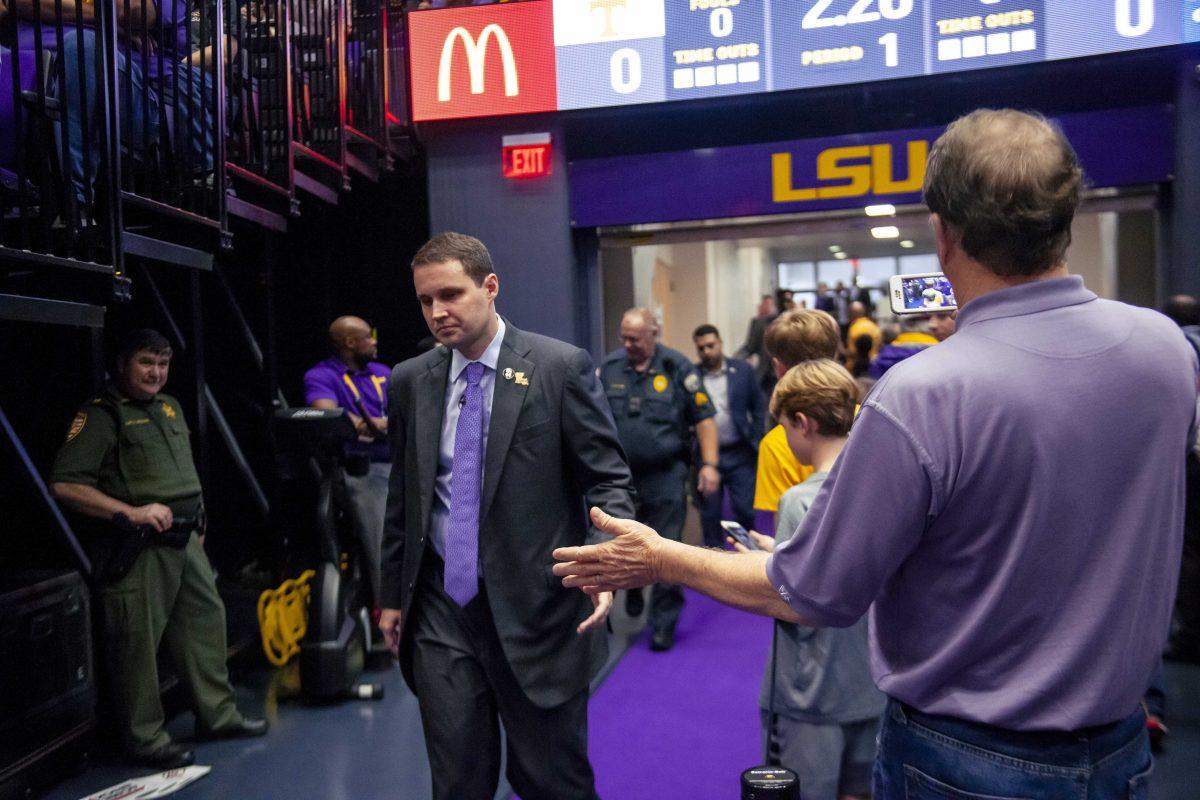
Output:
top-left (704, 360), bottom-right (740, 446)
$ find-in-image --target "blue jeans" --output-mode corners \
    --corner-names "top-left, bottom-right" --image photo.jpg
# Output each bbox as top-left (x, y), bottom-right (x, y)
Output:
top-left (874, 699), bottom-right (1152, 799)
top-left (56, 28), bottom-right (213, 196)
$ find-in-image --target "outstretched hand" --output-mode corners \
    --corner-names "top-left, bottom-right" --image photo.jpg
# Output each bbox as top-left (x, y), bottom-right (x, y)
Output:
top-left (552, 507), bottom-right (664, 593)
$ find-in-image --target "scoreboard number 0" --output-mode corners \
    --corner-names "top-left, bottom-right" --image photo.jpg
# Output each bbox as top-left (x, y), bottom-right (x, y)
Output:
top-left (711, 7), bottom-right (734, 37)
top-left (802, 0), bottom-right (914, 29)
top-left (1115, 0), bottom-right (1154, 38)
top-left (610, 48), bottom-right (643, 94)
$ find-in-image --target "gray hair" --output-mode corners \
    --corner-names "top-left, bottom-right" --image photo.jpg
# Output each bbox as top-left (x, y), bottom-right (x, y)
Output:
top-left (622, 307), bottom-right (659, 331)
top-left (923, 109), bottom-right (1082, 277)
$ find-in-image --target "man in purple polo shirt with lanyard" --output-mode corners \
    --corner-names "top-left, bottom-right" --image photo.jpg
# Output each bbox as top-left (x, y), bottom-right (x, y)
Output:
top-left (305, 315), bottom-right (391, 607)
top-left (554, 109), bottom-right (1199, 798)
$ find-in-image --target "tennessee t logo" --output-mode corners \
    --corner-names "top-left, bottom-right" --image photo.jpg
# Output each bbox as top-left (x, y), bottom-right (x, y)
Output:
top-left (590, 0), bottom-right (628, 38)
top-left (437, 24), bottom-right (520, 102)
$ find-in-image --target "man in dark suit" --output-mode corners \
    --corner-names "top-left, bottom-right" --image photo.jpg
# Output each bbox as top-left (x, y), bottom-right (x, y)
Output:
top-left (693, 324), bottom-right (766, 548)
top-left (378, 232), bottom-right (635, 800)
top-left (736, 294), bottom-right (779, 399)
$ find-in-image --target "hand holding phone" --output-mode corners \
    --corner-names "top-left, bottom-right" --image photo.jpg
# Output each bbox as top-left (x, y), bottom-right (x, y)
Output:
top-left (721, 520), bottom-right (758, 551)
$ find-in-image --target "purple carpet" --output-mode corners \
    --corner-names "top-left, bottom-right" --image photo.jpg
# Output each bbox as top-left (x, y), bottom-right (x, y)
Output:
top-left (588, 589), bottom-right (774, 799)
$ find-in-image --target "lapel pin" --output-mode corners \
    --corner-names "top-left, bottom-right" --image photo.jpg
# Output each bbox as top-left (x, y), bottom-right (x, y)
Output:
top-left (503, 368), bottom-right (515, 381)
top-left (514, 372), bottom-right (529, 386)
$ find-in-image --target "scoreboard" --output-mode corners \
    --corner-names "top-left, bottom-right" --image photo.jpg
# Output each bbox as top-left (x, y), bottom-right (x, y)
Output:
top-left (409, 1), bottom-right (1200, 121)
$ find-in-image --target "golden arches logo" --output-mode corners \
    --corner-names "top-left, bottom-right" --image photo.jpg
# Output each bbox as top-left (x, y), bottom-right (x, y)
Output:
top-left (437, 24), bottom-right (520, 103)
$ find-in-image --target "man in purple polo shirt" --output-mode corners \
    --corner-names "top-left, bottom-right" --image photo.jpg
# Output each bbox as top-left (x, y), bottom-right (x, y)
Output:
top-left (554, 109), bottom-right (1199, 798)
top-left (305, 315), bottom-right (391, 606)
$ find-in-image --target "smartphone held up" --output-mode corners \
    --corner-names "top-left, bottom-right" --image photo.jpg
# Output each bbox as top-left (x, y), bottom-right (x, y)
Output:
top-left (890, 272), bottom-right (958, 315)
top-left (721, 520), bottom-right (759, 551)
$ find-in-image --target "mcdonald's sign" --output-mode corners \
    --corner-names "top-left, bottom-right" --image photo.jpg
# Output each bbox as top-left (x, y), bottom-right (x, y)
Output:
top-left (410, 2), bottom-right (557, 122)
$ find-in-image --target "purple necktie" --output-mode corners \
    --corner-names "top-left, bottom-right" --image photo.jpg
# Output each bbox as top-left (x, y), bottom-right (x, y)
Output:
top-left (444, 361), bottom-right (485, 606)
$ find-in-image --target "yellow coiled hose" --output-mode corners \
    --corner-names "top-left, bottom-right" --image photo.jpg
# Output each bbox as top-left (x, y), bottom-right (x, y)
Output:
top-left (257, 570), bottom-right (315, 667)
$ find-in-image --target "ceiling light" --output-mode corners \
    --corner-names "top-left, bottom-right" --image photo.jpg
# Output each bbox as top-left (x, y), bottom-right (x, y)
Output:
top-left (834, 252), bottom-right (848, 260)
top-left (865, 204), bottom-right (896, 217)
top-left (900, 240), bottom-right (916, 249)
top-left (871, 226), bottom-right (900, 239)
top-left (828, 245), bottom-right (842, 253)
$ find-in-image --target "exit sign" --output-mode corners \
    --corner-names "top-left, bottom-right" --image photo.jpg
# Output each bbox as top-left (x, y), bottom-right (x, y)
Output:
top-left (502, 132), bottom-right (552, 179)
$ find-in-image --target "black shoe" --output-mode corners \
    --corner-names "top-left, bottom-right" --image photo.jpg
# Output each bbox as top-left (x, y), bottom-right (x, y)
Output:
top-left (625, 588), bottom-right (645, 617)
top-left (195, 717), bottom-right (269, 742)
top-left (650, 628), bottom-right (675, 652)
top-left (131, 743), bottom-right (194, 770)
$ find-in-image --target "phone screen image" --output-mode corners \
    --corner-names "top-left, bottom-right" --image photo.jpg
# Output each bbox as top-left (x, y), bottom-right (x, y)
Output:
top-left (900, 275), bottom-right (957, 311)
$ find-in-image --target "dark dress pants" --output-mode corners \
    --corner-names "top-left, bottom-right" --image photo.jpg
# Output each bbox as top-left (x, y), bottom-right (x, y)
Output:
top-left (409, 553), bottom-right (598, 800)
top-left (699, 442), bottom-right (757, 549)
top-left (633, 461), bottom-right (688, 635)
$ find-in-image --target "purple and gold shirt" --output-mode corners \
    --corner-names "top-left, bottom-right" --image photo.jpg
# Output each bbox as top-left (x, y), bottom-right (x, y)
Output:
top-left (766, 276), bottom-right (1198, 731)
top-left (304, 357), bottom-right (391, 460)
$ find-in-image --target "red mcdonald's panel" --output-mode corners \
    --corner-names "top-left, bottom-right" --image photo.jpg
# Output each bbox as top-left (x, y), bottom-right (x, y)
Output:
top-left (409, 1), bottom-right (558, 122)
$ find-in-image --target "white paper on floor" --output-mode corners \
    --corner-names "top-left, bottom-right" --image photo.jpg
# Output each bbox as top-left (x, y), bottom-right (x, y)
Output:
top-left (78, 766), bottom-right (211, 800)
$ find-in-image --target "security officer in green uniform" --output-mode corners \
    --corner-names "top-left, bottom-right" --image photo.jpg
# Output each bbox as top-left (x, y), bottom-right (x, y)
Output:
top-left (601, 308), bottom-right (721, 651)
top-left (50, 329), bottom-right (267, 769)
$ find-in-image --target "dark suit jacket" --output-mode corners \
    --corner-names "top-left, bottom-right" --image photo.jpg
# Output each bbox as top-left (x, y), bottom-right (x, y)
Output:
top-left (736, 314), bottom-right (777, 384)
top-left (381, 322), bottom-right (635, 709)
top-left (697, 357), bottom-right (767, 450)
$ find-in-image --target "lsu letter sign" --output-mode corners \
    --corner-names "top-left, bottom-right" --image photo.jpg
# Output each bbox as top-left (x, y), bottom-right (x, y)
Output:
top-left (409, 2), bottom-right (557, 122)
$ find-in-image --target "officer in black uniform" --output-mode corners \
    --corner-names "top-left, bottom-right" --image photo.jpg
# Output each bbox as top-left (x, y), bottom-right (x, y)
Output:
top-left (50, 329), bottom-right (267, 768)
top-left (600, 308), bottom-right (721, 651)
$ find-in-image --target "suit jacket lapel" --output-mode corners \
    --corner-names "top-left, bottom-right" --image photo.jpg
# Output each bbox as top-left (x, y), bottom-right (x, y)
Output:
top-left (726, 361), bottom-right (740, 411)
top-left (481, 327), bottom-right (533, 523)
top-left (727, 361), bottom-right (747, 437)
top-left (417, 350), bottom-right (450, 534)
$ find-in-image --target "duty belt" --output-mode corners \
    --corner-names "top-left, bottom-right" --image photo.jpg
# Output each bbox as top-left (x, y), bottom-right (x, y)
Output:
top-left (97, 512), bottom-right (202, 584)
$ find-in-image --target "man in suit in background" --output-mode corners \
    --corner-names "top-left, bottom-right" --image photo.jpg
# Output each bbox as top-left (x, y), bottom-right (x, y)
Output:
top-left (693, 324), bottom-right (765, 549)
top-left (736, 294), bottom-right (779, 400)
top-left (378, 232), bottom-right (635, 800)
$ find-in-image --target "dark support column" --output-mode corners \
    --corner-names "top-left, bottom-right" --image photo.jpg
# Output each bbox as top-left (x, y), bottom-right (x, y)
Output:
top-left (425, 119), bottom-right (584, 346)
top-left (573, 228), bottom-right (603, 358)
top-left (600, 245), bottom-right (634, 355)
top-left (1166, 59), bottom-right (1200, 301)
top-left (1117, 210), bottom-right (1159, 308)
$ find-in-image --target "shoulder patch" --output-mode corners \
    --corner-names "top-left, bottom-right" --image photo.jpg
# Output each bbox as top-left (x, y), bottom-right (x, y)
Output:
top-left (66, 411), bottom-right (87, 442)
top-left (695, 391), bottom-right (710, 407)
top-left (683, 373), bottom-right (700, 393)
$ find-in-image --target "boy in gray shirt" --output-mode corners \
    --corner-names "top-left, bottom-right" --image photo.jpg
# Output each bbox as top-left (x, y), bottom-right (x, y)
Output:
top-left (732, 359), bottom-right (885, 800)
